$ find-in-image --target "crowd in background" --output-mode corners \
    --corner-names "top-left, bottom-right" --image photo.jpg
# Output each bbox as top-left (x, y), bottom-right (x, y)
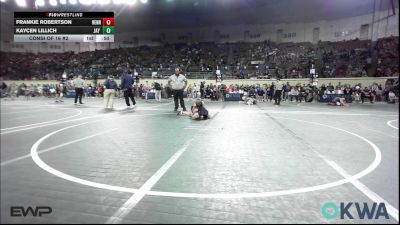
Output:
top-left (0, 36), bottom-right (398, 81)
top-left (1, 77), bottom-right (398, 104)
top-left (184, 80), bottom-right (399, 104)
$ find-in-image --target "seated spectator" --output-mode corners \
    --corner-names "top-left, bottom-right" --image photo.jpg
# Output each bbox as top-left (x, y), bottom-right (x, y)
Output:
top-left (343, 85), bottom-right (353, 103)
top-left (305, 87), bottom-right (315, 102)
top-left (388, 91), bottom-right (397, 104)
top-left (352, 90), bottom-right (361, 103)
top-left (289, 87), bottom-right (299, 102)
top-left (1, 81), bottom-right (8, 97)
top-left (211, 85), bottom-right (219, 101)
top-left (256, 87), bottom-right (265, 102)
top-left (205, 86), bottom-right (213, 99)
top-left (361, 87), bottom-right (374, 104)
top-left (9, 83), bottom-right (17, 100)
top-left (298, 85), bottom-right (306, 102)
top-left (375, 84), bottom-right (383, 102)
top-left (248, 87), bottom-right (256, 98)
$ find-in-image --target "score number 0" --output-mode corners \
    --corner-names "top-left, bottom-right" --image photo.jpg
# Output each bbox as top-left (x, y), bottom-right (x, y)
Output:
top-left (102, 18), bottom-right (114, 26)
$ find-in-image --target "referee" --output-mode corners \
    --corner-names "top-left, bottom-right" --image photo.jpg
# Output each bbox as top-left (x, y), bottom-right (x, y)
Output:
top-left (168, 68), bottom-right (188, 111)
top-left (72, 75), bottom-right (85, 105)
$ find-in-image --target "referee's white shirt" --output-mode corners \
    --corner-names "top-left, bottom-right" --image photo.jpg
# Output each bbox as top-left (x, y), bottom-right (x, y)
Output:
top-left (73, 78), bottom-right (85, 88)
top-left (275, 81), bottom-right (283, 91)
top-left (169, 74), bottom-right (187, 90)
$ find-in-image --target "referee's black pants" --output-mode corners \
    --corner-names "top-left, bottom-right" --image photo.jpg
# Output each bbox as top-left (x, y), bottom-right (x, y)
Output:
top-left (173, 90), bottom-right (186, 111)
top-left (75, 88), bottom-right (83, 104)
top-left (274, 90), bottom-right (282, 105)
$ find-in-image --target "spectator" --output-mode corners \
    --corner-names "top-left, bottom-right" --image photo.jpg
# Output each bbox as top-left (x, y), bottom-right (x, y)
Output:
top-left (361, 87), bottom-right (374, 104)
top-left (55, 82), bottom-right (64, 103)
top-left (388, 91), bottom-right (397, 104)
top-left (343, 85), bottom-right (353, 103)
top-left (143, 81), bottom-right (150, 101)
top-left (268, 82), bottom-right (275, 102)
top-left (154, 80), bottom-right (162, 102)
top-left (289, 86), bottom-right (299, 102)
top-left (103, 75), bottom-right (118, 110)
top-left (200, 81), bottom-right (205, 99)
top-left (97, 83), bottom-right (104, 98)
top-left (256, 86), bottom-right (265, 102)
top-left (121, 71), bottom-right (136, 109)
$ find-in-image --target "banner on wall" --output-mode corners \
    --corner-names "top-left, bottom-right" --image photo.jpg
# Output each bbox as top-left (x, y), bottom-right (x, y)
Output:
top-left (250, 60), bottom-right (264, 65)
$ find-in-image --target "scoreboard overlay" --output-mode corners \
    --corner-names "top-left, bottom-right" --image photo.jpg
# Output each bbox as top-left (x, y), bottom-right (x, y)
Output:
top-left (14, 12), bottom-right (114, 43)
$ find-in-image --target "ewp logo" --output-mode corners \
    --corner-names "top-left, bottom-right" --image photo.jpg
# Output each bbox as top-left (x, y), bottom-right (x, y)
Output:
top-left (10, 206), bottom-right (52, 217)
top-left (322, 202), bottom-right (389, 220)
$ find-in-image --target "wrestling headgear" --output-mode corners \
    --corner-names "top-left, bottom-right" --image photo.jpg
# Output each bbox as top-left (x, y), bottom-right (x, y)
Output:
top-left (195, 98), bottom-right (203, 106)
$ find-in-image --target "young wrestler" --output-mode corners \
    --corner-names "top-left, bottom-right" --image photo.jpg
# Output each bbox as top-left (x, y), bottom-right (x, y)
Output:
top-left (328, 96), bottom-right (346, 106)
top-left (241, 94), bottom-right (257, 105)
top-left (178, 98), bottom-right (209, 120)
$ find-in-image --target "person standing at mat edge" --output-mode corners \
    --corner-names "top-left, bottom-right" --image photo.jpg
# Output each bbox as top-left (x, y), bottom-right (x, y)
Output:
top-left (154, 80), bottom-right (162, 102)
top-left (121, 71), bottom-right (136, 109)
top-left (274, 78), bottom-right (283, 105)
top-left (168, 68), bottom-right (188, 111)
top-left (103, 75), bottom-right (118, 110)
top-left (72, 75), bottom-right (85, 105)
